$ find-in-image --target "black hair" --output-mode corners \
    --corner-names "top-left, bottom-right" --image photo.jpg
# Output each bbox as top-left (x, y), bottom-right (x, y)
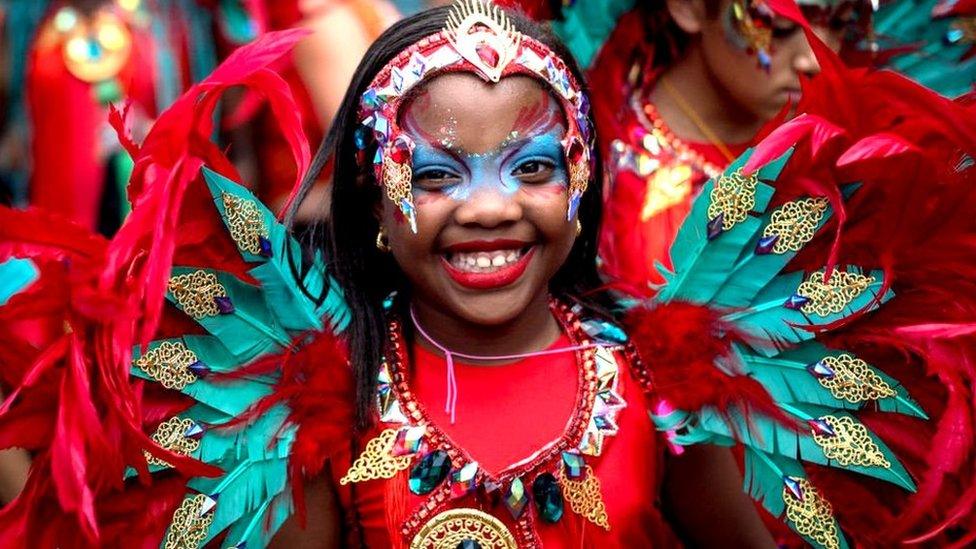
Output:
top-left (287, 5), bottom-right (612, 430)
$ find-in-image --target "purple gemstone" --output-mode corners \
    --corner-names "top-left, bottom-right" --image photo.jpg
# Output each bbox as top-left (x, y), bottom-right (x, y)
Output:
top-left (361, 88), bottom-right (382, 110)
top-left (783, 476), bottom-right (804, 502)
top-left (806, 360), bottom-right (835, 380)
top-left (214, 296), bottom-right (235, 315)
top-left (184, 422), bottom-right (205, 440)
top-left (784, 294), bottom-right (810, 310)
top-left (188, 361), bottom-right (211, 378)
top-left (808, 418), bottom-right (836, 437)
top-left (567, 190), bottom-right (582, 221)
top-left (707, 213), bottom-right (724, 240)
top-left (755, 234), bottom-right (778, 255)
top-left (258, 236), bottom-right (273, 258)
top-left (479, 478), bottom-right (503, 507)
top-left (199, 494), bottom-right (218, 515)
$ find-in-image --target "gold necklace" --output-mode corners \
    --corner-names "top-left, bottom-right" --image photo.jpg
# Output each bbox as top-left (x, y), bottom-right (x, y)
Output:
top-left (658, 76), bottom-right (738, 163)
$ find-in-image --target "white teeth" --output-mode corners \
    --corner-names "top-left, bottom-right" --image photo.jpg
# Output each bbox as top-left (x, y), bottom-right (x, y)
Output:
top-left (448, 248), bottom-right (527, 273)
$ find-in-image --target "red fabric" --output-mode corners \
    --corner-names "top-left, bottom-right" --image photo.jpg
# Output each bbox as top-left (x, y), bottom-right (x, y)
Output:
top-left (331, 343), bottom-right (679, 548)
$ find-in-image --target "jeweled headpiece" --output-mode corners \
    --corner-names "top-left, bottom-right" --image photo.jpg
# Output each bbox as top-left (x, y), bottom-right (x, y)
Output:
top-left (356, 0), bottom-right (592, 233)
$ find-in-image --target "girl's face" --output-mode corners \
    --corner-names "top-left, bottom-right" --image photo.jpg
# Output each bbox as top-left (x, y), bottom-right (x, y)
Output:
top-left (380, 73), bottom-right (577, 326)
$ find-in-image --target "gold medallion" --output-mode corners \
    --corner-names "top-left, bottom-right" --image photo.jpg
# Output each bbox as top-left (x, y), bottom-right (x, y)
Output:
top-left (411, 508), bottom-right (517, 549)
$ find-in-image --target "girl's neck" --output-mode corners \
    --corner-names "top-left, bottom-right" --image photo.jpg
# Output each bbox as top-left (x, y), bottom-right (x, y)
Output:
top-left (409, 291), bottom-right (562, 362)
top-left (650, 47), bottom-right (763, 146)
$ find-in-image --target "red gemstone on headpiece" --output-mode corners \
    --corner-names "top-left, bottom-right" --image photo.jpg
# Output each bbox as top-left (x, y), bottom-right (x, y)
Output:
top-left (476, 42), bottom-right (500, 68)
top-left (567, 138), bottom-right (586, 164)
top-left (389, 136), bottom-right (413, 164)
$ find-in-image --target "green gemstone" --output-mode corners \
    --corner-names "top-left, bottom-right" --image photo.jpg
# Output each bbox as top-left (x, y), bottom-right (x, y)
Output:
top-left (532, 473), bottom-right (564, 523)
top-left (409, 450), bottom-right (451, 495)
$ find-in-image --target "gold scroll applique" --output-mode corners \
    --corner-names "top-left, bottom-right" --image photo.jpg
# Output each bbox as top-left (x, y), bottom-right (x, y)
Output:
top-left (796, 270), bottom-right (876, 317)
top-left (145, 417), bottom-right (200, 469)
top-left (818, 355), bottom-right (896, 403)
top-left (221, 192), bottom-right (268, 256)
top-left (134, 340), bottom-right (199, 391)
top-left (762, 197), bottom-right (829, 254)
top-left (783, 477), bottom-right (840, 549)
top-left (558, 465), bottom-right (610, 531)
top-left (445, 0), bottom-right (522, 83)
top-left (707, 168), bottom-right (758, 231)
top-left (167, 270), bottom-right (228, 320)
top-left (411, 508), bottom-right (517, 549)
top-left (163, 493), bottom-right (215, 549)
top-left (812, 415), bottom-right (891, 468)
top-left (340, 428), bottom-right (413, 485)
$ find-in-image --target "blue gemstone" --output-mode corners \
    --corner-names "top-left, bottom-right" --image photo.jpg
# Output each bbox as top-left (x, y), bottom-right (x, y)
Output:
top-left (188, 361), bottom-right (211, 378)
top-left (808, 418), bottom-right (836, 437)
top-left (946, 28), bottom-right (965, 44)
top-left (361, 89), bottom-right (382, 109)
top-left (214, 296), bottom-right (235, 315)
top-left (391, 67), bottom-right (405, 92)
top-left (755, 234), bottom-right (778, 255)
top-left (562, 451), bottom-right (585, 479)
top-left (401, 199), bottom-right (418, 233)
top-left (784, 294), bottom-right (810, 310)
top-left (183, 422), bottom-right (205, 440)
top-left (567, 190), bottom-right (582, 221)
top-left (409, 450), bottom-right (451, 495)
top-left (758, 50), bottom-right (772, 72)
top-left (354, 126), bottom-right (370, 150)
top-left (532, 473), bottom-right (564, 523)
top-left (707, 213), bottom-right (724, 240)
top-left (456, 541), bottom-right (481, 549)
top-left (579, 92), bottom-right (590, 117)
top-left (783, 476), bottom-right (804, 502)
top-left (806, 360), bottom-right (835, 379)
top-left (258, 236), bottom-right (273, 258)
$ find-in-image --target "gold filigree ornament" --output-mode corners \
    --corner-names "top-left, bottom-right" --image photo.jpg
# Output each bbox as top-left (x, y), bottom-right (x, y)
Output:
top-left (812, 415), bottom-right (891, 469)
top-left (445, 0), bottom-right (523, 83)
top-left (167, 270), bottom-right (228, 320)
top-left (163, 493), bottom-right (216, 549)
top-left (558, 465), bottom-right (610, 531)
top-left (145, 417), bottom-right (201, 468)
top-left (383, 150), bottom-right (418, 233)
top-left (783, 477), bottom-right (840, 549)
top-left (706, 168), bottom-right (759, 231)
top-left (340, 427), bottom-right (414, 485)
top-left (796, 270), bottom-right (876, 317)
top-left (818, 354), bottom-right (896, 403)
top-left (221, 192), bottom-right (269, 256)
top-left (134, 340), bottom-right (199, 390)
top-left (410, 508), bottom-right (517, 549)
top-left (762, 197), bottom-right (829, 254)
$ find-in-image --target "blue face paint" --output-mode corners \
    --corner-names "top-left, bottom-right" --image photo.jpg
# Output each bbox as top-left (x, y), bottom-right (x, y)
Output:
top-left (409, 130), bottom-right (569, 202)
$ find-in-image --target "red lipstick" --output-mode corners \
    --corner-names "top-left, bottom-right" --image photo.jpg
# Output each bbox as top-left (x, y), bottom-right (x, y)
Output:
top-left (441, 247), bottom-right (535, 290)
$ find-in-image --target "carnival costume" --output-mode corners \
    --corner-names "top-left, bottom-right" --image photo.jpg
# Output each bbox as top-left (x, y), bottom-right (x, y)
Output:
top-left (0, 1), bottom-right (975, 547)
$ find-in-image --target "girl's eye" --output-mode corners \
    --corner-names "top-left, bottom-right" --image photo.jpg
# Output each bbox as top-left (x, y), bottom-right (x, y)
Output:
top-left (512, 160), bottom-right (556, 182)
top-left (413, 169), bottom-right (461, 190)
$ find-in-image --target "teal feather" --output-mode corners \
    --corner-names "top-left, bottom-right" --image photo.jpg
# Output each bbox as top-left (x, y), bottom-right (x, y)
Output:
top-left (167, 266), bottom-right (292, 357)
top-left (723, 266), bottom-right (892, 356)
top-left (743, 449), bottom-right (851, 549)
top-left (551, 0), bottom-right (636, 70)
top-left (736, 343), bottom-right (926, 418)
top-left (655, 152), bottom-right (781, 304)
top-left (202, 168), bottom-right (349, 334)
top-left (683, 404), bottom-right (916, 491)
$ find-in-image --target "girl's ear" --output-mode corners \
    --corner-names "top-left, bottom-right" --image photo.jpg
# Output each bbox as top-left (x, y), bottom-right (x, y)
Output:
top-left (667, 0), bottom-right (710, 35)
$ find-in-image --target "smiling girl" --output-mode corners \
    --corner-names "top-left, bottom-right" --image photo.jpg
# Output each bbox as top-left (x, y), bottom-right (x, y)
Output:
top-left (0, 1), bottom-right (974, 548)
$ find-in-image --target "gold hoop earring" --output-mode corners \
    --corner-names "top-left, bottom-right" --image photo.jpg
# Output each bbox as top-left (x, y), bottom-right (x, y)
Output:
top-left (376, 227), bottom-right (391, 252)
top-left (575, 219), bottom-right (582, 237)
